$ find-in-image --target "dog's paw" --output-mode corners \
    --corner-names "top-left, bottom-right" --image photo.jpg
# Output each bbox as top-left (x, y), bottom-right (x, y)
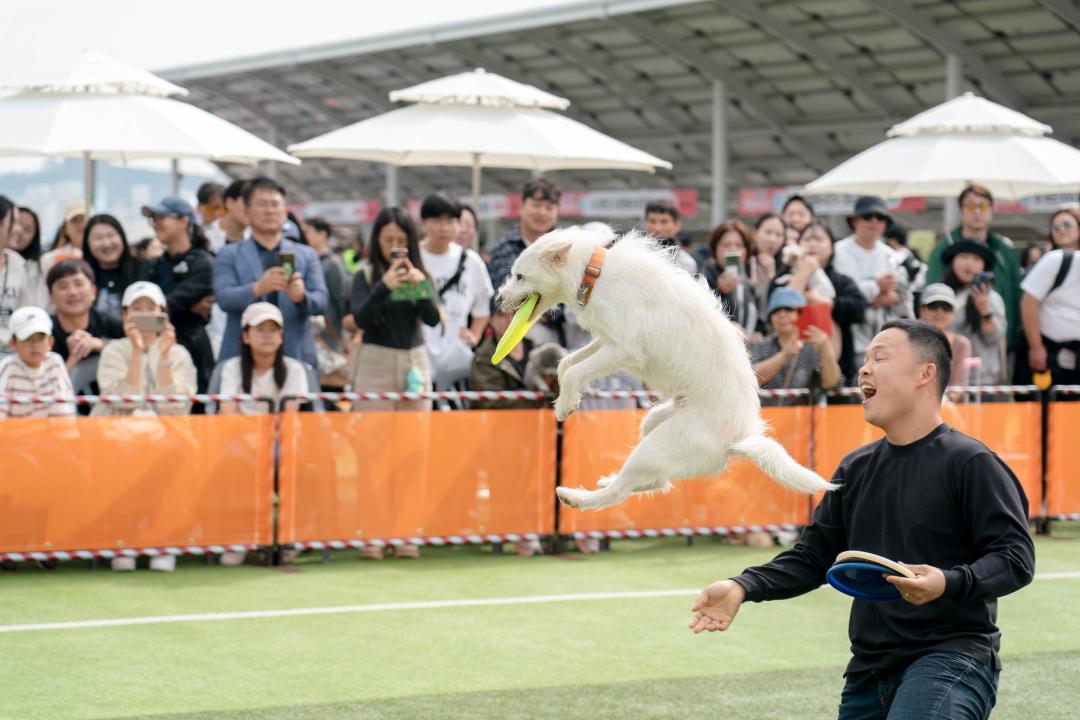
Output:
top-left (556, 486), bottom-right (586, 508)
top-left (554, 391), bottom-right (581, 422)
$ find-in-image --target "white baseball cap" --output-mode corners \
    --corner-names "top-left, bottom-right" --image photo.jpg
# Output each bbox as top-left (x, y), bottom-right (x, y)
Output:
top-left (121, 281), bottom-right (168, 309)
top-left (920, 283), bottom-right (958, 310)
top-left (241, 302), bottom-right (284, 328)
top-left (10, 306), bottom-right (53, 341)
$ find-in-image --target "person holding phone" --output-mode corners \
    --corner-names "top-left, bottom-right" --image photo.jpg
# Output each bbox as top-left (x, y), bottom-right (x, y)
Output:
top-left (941, 240), bottom-right (1007, 384)
top-left (93, 281), bottom-right (196, 418)
top-left (213, 177), bottom-right (329, 377)
top-left (749, 287), bottom-right (840, 400)
top-left (704, 220), bottom-right (758, 335)
top-left (350, 207), bottom-right (440, 415)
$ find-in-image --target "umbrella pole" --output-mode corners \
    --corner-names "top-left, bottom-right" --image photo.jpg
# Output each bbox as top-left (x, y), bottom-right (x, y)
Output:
top-left (83, 151), bottom-right (94, 212)
top-left (471, 153), bottom-right (481, 213)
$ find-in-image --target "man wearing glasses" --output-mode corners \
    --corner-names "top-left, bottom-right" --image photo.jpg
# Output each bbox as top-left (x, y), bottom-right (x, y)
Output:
top-left (212, 177), bottom-right (328, 375)
top-left (833, 195), bottom-right (914, 360)
top-left (926, 184), bottom-right (1022, 354)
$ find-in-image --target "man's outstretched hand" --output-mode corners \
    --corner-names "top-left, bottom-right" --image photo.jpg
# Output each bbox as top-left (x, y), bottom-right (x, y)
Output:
top-left (689, 579), bottom-right (746, 634)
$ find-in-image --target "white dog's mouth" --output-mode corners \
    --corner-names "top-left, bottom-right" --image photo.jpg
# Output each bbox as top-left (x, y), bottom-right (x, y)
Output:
top-left (526, 294), bottom-right (544, 323)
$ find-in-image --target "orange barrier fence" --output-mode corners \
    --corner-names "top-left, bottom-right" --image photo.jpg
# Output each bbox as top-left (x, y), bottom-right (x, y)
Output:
top-left (1047, 400), bottom-right (1080, 517)
top-left (277, 409), bottom-right (557, 545)
top-left (558, 406), bottom-right (814, 535)
top-left (813, 401), bottom-right (1043, 516)
top-left (0, 415), bottom-right (274, 555)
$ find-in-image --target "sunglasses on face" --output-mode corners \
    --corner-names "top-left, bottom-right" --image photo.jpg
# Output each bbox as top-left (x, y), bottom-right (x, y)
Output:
top-left (859, 213), bottom-right (888, 222)
top-left (963, 201), bottom-right (991, 213)
top-left (923, 302), bottom-right (953, 312)
top-left (1052, 220), bottom-right (1077, 232)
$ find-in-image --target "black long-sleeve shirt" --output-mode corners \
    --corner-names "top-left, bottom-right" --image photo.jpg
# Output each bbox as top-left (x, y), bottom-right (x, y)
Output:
top-left (351, 271), bottom-right (440, 350)
top-left (733, 423), bottom-right (1034, 675)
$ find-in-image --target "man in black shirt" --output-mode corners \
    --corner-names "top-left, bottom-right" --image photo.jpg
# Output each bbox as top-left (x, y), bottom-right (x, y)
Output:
top-left (690, 319), bottom-right (1034, 719)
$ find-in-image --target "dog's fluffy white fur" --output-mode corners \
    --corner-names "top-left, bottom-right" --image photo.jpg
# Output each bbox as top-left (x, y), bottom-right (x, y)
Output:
top-left (497, 225), bottom-right (837, 510)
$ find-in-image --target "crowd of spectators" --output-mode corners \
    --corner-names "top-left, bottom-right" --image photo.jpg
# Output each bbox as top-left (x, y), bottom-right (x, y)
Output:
top-left (3, 176), bottom-right (1079, 563)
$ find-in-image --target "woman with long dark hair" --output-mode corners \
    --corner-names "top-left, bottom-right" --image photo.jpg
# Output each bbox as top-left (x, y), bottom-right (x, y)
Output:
top-left (83, 214), bottom-right (146, 322)
top-left (784, 222), bottom-right (867, 385)
top-left (941, 241), bottom-right (1007, 384)
top-left (704, 219), bottom-right (758, 335)
top-left (9, 206), bottom-right (47, 309)
top-left (350, 206), bottom-right (440, 412)
top-left (0, 196), bottom-right (31, 350)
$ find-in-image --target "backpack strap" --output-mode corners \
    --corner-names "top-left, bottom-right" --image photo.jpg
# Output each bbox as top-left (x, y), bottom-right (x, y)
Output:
top-left (1048, 249), bottom-right (1074, 297)
top-left (438, 249), bottom-right (470, 299)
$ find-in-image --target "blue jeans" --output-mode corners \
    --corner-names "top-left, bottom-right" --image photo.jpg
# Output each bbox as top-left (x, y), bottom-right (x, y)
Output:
top-left (838, 652), bottom-right (999, 720)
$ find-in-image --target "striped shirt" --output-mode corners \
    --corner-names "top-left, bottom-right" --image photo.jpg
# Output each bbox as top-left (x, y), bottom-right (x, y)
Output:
top-left (0, 352), bottom-right (76, 418)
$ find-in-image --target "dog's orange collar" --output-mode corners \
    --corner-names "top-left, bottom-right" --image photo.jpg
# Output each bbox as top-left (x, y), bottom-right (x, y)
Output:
top-left (576, 246), bottom-right (608, 307)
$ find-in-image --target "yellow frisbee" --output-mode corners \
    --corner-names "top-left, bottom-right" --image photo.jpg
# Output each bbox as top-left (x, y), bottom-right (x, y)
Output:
top-left (492, 293), bottom-right (540, 364)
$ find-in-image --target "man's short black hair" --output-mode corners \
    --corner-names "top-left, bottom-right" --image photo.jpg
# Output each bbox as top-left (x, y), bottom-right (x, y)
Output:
top-left (881, 319), bottom-right (953, 398)
top-left (223, 179), bottom-right (248, 202)
top-left (884, 222), bottom-right (908, 246)
top-left (644, 199), bottom-right (679, 221)
top-left (522, 177), bottom-right (561, 204)
top-left (420, 194), bottom-right (461, 220)
top-left (196, 182), bottom-right (225, 205)
top-left (306, 216), bottom-right (332, 236)
top-left (242, 176), bottom-right (287, 205)
top-left (46, 258), bottom-right (95, 293)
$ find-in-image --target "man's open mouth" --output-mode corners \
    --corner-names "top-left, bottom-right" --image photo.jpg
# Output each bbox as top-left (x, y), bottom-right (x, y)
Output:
top-left (860, 385), bottom-right (876, 404)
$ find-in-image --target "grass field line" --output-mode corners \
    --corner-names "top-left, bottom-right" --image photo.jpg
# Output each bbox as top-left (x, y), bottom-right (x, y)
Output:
top-left (3, 571), bottom-right (1078, 635)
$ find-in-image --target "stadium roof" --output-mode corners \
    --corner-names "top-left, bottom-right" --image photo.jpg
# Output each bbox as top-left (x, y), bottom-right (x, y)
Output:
top-left (159, 0), bottom-right (1080, 228)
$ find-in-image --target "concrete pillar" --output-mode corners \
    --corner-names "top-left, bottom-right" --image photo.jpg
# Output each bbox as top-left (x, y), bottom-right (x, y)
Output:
top-left (943, 54), bottom-right (963, 233)
top-left (386, 164), bottom-right (400, 208)
top-left (711, 79), bottom-right (728, 227)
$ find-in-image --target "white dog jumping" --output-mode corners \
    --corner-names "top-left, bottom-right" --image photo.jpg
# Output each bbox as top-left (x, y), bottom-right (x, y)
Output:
top-left (496, 225), bottom-right (836, 510)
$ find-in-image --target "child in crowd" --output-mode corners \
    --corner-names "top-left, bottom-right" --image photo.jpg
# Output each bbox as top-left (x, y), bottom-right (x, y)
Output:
top-left (0, 306), bottom-right (75, 419)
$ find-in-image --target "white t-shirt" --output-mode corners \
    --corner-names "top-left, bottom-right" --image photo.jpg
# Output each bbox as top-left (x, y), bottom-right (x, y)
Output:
top-left (219, 355), bottom-right (309, 414)
top-left (1020, 249), bottom-right (1080, 343)
top-left (0, 249), bottom-right (30, 347)
top-left (832, 236), bottom-right (912, 354)
top-left (419, 243), bottom-right (493, 376)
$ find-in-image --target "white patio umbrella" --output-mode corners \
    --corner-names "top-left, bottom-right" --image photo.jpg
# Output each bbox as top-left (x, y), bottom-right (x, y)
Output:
top-left (804, 92), bottom-right (1080, 200)
top-left (0, 51), bottom-right (298, 209)
top-left (288, 69), bottom-right (670, 208)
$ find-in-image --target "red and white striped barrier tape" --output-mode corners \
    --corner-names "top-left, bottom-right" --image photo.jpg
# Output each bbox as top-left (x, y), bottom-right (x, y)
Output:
top-left (1051, 513), bottom-right (1080, 521)
top-left (570, 524), bottom-right (799, 540)
top-left (828, 385), bottom-right (1038, 398)
top-left (0, 543), bottom-right (259, 563)
top-left (1050, 385), bottom-right (1080, 397)
top-left (0, 388), bottom-right (811, 406)
top-left (0, 393), bottom-right (268, 406)
top-left (287, 533), bottom-right (542, 550)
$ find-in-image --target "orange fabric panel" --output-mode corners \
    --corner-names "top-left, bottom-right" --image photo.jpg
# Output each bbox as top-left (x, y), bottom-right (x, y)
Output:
top-left (814, 402), bottom-right (1042, 516)
top-left (558, 407), bottom-right (813, 533)
top-left (1047, 402), bottom-right (1080, 515)
top-left (278, 410), bottom-right (557, 543)
top-left (0, 415), bottom-right (274, 553)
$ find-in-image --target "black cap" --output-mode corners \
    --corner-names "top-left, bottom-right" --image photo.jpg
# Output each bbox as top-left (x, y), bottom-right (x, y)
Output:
top-left (846, 196), bottom-right (892, 229)
top-left (941, 239), bottom-right (996, 271)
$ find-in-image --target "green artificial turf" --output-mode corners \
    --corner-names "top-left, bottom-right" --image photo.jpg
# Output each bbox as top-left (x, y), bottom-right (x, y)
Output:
top-left (1, 523), bottom-right (1077, 720)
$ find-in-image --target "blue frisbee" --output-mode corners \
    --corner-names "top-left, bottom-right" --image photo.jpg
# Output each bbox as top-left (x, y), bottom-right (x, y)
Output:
top-left (826, 550), bottom-right (915, 602)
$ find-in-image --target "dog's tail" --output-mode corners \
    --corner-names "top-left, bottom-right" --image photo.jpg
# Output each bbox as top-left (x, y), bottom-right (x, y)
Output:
top-left (729, 434), bottom-right (838, 494)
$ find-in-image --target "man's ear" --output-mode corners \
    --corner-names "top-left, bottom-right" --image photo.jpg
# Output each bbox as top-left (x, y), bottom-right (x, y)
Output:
top-left (541, 238), bottom-right (573, 266)
top-left (917, 360), bottom-right (938, 390)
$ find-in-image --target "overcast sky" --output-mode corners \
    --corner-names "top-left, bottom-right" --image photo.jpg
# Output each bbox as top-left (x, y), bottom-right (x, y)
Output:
top-left (1, 0), bottom-right (556, 73)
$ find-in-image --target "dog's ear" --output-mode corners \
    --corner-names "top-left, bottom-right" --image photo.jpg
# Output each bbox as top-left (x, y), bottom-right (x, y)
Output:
top-left (540, 238), bottom-right (574, 267)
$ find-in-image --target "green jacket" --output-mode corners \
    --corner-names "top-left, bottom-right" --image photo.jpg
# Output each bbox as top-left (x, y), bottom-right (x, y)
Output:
top-left (925, 228), bottom-right (1021, 351)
